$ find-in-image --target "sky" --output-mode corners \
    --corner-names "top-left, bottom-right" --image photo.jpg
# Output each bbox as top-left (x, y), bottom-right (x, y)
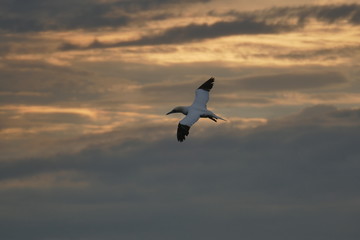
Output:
top-left (1, 0), bottom-right (360, 239)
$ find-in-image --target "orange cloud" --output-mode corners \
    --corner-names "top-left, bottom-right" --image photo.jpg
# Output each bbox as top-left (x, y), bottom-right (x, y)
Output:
top-left (0, 171), bottom-right (89, 190)
top-left (0, 105), bottom-right (100, 119)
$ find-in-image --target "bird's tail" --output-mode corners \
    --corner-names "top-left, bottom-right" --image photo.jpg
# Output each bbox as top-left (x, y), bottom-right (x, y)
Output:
top-left (214, 114), bottom-right (226, 121)
top-left (217, 116), bottom-right (226, 121)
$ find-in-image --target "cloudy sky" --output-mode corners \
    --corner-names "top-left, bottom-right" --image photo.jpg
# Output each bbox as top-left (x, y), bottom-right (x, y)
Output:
top-left (1, 0), bottom-right (360, 239)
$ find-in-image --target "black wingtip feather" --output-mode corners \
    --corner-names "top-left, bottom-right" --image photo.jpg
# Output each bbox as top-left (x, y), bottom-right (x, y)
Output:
top-left (177, 123), bottom-right (190, 142)
top-left (197, 77), bottom-right (215, 92)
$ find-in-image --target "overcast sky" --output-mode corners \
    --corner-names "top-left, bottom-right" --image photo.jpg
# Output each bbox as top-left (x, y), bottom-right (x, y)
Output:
top-left (1, 0), bottom-right (360, 239)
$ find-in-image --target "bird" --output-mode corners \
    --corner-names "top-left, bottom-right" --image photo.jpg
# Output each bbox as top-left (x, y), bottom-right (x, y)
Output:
top-left (166, 77), bottom-right (225, 142)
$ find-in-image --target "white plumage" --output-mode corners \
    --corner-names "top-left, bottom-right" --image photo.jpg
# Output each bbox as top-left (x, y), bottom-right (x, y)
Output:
top-left (166, 77), bottom-right (225, 142)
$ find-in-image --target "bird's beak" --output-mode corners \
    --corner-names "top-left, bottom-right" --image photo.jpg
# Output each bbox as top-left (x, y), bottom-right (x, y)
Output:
top-left (166, 110), bottom-right (175, 115)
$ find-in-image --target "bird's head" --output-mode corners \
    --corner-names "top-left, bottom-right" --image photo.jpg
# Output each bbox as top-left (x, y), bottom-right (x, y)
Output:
top-left (166, 106), bottom-right (186, 115)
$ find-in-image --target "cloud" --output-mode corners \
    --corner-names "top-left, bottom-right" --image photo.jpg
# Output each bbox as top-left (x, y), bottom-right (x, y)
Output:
top-left (228, 71), bottom-right (348, 92)
top-left (0, 0), bottom-right (208, 33)
top-left (136, 71), bottom-right (348, 107)
top-left (295, 3), bottom-right (360, 25)
top-left (2, 2), bottom-right (358, 35)
top-left (0, 170), bottom-right (88, 190)
top-left (0, 0), bottom-right (124, 32)
top-left (275, 45), bottom-right (360, 61)
top-left (1, 105), bottom-right (360, 239)
top-left (0, 58), bottom-right (102, 105)
top-left (220, 3), bottom-right (360, 26)
top-left (60, 18), bottom-right (295, 50)
top-left (59, 3), bottom-right (360, 50)
top-left (266, 104), bottom-right (360, 129)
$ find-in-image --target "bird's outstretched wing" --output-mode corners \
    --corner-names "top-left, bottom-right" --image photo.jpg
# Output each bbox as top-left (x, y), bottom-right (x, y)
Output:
top-left (192, 77), bottom-right (214, 108)
top-left (177, 123), bottom-right (190, 142)
top-left (198, 77), bottom-right (214, 91)
top-left (177, 111), bottom-right (200, 142)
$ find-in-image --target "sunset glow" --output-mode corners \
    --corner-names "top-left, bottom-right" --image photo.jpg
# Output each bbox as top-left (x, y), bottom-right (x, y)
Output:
top-left (1, 1), bottom-right (360, 239)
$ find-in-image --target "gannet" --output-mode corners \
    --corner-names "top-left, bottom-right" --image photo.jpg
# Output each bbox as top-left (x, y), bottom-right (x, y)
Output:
top-left (166, 77), bottom-right (225, 142)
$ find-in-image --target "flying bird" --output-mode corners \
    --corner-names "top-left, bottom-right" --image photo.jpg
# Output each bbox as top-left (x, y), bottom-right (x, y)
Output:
top-left (166, 77), bottom-right (225, 142)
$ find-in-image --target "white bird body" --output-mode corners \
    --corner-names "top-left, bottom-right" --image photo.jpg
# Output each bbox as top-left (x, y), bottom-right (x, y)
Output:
top-left (166, 77), bottom-right (225, 142)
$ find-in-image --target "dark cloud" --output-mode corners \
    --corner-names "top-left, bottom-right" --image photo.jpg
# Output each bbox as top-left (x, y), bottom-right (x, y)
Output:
top-left (2, 2), bottom-right (358, 35)
top-left (220, 4), bottom-right (360, 26)
top-left (59, 3), bottom-right (360, 50)
top-left (1, 105), bottom-right (360, 239)
top-left (266, 105), bottom-right (360, 129)
top-left (229, 71), bottom-right (348, 92)
top-left (299, 4), bottom-right (360, 25)
top-left (0, 59), bottom-right (103, 105)
top-left (0, 0), bottom-right (207, 33)
top-left (214, 95), bottom-right (273, 105)
top-left (60, 18), bottom-right (295, 50)
top-left (0, 59), bottom-right (244, 108)
top-left (0, 0), bottom-right (125, 32)
top-left (140, 71), bottom-right (347, 106)
top-left (276, 45), bottom-right (360, 61)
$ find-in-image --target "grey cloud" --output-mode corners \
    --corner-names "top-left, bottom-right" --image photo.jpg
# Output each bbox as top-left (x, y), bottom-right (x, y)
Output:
top-left (213, 95), bottom-right (273, 106)
top-left (139, 71), bottom-right (348, 106)
top-left (60, 18), bottom-right (295, 50)
top-left (220, 4), bottom-right (360, 26)
top-left (0, 59), bottom-right (241, 108)
top-left (139, 77), bottom-right (229, 107)
top-left (1, 105), bottom-right (360, 239)
top-left (330, 108), bottom-right (360, 121)
top-left (0, 33), bottom-right (63, 57)
top-left (6, 112), bottom-right (95, 128)
top-left (0, 59), bottom-right (101, 105)
top-left (0, 0), bottom-right (207, 33)
top-left (133, 71), bottom-right (348, 109)
top-left (276, 45), bottom-right (360, 61)
top-left (59, 3), bottom-right (360, 50)
top-left (299, 4), bottom-right (360, 25)
top-left (266, 104), bottom-right (360, 129)
top-left (228, 71), bottom-right (348, 92)
top-left (0, 56), bottom-right (350, 112)
top-left (0, 0), bottom-right (126, 32)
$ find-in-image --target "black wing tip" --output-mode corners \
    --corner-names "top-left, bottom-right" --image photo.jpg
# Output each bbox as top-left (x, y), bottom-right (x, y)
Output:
top-left (198, 77), bottom-right (215, 92)
top-left (177, 123), bottom-right (190, 142)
